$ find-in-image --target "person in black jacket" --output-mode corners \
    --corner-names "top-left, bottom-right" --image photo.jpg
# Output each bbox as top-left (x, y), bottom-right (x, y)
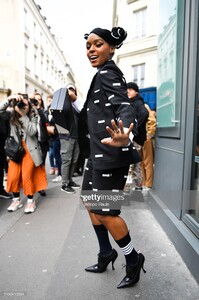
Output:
top-left (45, 94), bottom-right (62, 182)
top-left (0, 109), bottom-right (12, 199)
top-left (59, 84), bottom-right (81, 193)
top-left (71, 27), bottom-right (146, 289)
top-left (126, 82), bottom-right (149, 190)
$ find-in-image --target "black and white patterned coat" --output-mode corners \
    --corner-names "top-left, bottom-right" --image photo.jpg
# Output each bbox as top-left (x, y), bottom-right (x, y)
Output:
top-left (78, 60), bottom-right (140, 170)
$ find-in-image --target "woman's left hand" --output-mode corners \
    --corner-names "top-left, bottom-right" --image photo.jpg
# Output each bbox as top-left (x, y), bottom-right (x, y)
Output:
top-left (15, 103), bottom-right (29, 116)
top-left (101, 119), bottom-right (134, 147)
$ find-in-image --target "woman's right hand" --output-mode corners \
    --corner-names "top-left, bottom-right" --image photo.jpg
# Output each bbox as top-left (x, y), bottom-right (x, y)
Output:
top-left (8, 95), bottom-right (29, 116)
top-left (101, 119), bottom-right (134, 147)
top-left (15, 104), bottom-right (29, 116)
top-left (68, 89), bottom-right (77, 102)
top-left (7, 94), bottom-right (23, 103)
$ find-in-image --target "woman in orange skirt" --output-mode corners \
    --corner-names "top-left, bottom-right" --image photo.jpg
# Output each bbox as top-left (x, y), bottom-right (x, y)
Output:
top-left (0, 93), bottom-right (47, 213)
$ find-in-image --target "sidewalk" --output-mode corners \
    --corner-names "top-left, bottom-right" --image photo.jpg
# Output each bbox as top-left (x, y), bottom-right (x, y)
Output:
top-left (0, 169), bottom-right (199, 300)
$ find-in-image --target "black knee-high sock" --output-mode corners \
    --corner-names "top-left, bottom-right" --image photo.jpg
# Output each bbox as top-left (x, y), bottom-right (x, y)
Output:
top-left (93, 224), bottom-right (112, 256)
top-left (115, 232), bottom-right (139, 265)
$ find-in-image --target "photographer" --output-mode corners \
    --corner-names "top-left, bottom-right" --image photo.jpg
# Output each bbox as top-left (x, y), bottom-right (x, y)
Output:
top-left (0, 93), bottom-right (47, 213)
top-left (30, 93), bottom-right (49, 164)
top-left (30, 93), bottom-right (49, 196)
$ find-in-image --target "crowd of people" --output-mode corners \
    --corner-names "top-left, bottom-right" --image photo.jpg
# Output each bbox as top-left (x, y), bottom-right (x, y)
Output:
top-left (0, 25), bottom-right (157, 290)
top-left (0, 89), bottom-right (84, 214)
top-left (0, 83), bottom-right (156, 203)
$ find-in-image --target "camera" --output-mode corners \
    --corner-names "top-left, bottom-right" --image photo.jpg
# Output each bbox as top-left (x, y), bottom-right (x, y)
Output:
top-left (10, 98), bottom-right (25, 109)
top-left (30, 98), bottom-right (38, 106)
top-left (17, 101), bottom-right (26, 109)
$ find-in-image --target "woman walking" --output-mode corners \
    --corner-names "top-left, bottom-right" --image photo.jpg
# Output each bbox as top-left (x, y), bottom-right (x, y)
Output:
top-left (72, 27), bottom-right (146, 288)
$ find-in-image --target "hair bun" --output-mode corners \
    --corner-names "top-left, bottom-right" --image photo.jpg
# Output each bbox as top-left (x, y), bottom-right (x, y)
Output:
top-left (111, 27), bottom-right (127, 48)
top-left (84, 33), bottom-right (89, 40)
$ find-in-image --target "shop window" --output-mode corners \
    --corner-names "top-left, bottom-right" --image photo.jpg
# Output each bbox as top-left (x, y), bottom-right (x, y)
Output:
top-left (156, 0), bottom-right (184, 137)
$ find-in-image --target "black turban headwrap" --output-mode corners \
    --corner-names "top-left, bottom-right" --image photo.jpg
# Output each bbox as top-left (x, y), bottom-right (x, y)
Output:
top-left (84, 27), bottom-right (127, 49)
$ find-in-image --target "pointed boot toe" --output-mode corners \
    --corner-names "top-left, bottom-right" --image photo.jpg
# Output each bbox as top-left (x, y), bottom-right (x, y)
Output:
top-left (85, 249), bottom-right (118, 273)
top-left (117, 274), bottom-right (134, 289)
top-left (85, 263), bottom-right (101, 273)
top-left (117, 253), bottom-right (146, 289)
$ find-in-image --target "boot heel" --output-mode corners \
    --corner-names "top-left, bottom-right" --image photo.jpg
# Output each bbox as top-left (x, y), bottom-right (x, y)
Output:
top-left (112, 261), bottom-right (115, 270)
top-left (142, 264), bottom-right (146, 273)
top-left (141, 257), bottom-right (146, 273)
top-left (111, 253), bottom-right (118, 270)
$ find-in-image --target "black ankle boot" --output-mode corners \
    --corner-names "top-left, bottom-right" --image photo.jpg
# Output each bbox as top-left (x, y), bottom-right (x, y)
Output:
top-left (85, 249), bottom-right (118, 273)
top-left (117, 253), bottom-right (146, 288)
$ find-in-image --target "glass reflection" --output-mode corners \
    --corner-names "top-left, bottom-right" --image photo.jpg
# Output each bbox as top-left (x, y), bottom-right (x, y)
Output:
top-left (157, 0), bottom-right (177, 127)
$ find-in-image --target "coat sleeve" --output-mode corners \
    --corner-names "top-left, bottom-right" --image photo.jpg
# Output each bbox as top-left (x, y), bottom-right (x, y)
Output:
top-left (99, 68), bottom-right (138, 135)
top-left (0, 99), bottom-right (10, 111)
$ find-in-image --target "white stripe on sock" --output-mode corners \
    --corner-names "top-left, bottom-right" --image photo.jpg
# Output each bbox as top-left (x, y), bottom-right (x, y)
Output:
top-left (121, 241), bottom-right (134, 255)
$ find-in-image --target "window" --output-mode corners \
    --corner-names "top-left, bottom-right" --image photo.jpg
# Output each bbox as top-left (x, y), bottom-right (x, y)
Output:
top-left (140, 64), bottom-right (145, 87)
top-left (41, 53), bottom-right (44, 80)
top-left (156, 0), bottom-right (184, 132)
top-left (134, 8), bottom-right (147, 38)
top-left (133, 65), bottom-right (138, 84)
top-left (132, 64), bottom-right (145, 88)
top-left (24, 45), bottom-right (28, 68)
top-left (34, 46), bottom-right (39, 77)
top-left (24, 9), bottom-right (30, 36)
top-left (34, 54), bottom-right (37, 75)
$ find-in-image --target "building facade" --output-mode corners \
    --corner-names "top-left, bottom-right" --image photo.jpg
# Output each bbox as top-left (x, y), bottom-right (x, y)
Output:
top-left (113, 0), bottom-right (158, 88)
top-left (113, 0), bottom-right (199, 283)
top-left (0, 0), bottom-right (77, 102)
